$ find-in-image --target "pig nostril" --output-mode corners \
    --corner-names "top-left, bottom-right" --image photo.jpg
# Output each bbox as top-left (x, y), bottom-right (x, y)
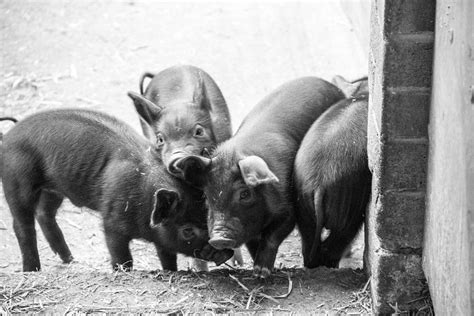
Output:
top-left (167, 159), bottom-right (182, 175)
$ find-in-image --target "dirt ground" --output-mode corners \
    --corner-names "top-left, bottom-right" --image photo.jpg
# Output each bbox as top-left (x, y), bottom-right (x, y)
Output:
top-left (0, 1), bottom-right (370, 313)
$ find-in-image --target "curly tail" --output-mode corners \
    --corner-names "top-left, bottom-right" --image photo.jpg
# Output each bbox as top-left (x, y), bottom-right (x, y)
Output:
top-left (139, 72), bottom-right (155, 95)
top-left (0, 117), bottom-right (18, 123)
top-left (1, 116), bottom-right (17, 177)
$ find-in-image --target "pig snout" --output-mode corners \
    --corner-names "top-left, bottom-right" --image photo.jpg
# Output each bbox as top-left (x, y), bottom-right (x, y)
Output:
top-left (166, 151), bottom-right (189, 178)
top-left (209, 227), bottom-right (238, 249)
top-left (208, 217), bottom-right (243, 249)
top-left (209, 237), bottom-right (236, 250)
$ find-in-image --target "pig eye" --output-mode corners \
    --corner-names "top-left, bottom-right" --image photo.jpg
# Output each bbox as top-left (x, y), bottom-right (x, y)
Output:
top-left (239, 189), bottom-right (251, 201)
top-left (156, 133), bottom-right (165, 146)
top-left (193, 125), bottom-right (205, 137)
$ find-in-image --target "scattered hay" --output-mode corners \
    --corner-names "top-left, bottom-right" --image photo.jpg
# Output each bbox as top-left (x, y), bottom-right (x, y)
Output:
top-left (332, 277), bottom-right (371, 313)
top-left (0, 274), bottom-right (62, 314)
top-left (388, 294), bottom-right (434, 316)
top-left (228, 270), bottom-right (294, 310)
top-left (0, 264), bottom-right (369, 313)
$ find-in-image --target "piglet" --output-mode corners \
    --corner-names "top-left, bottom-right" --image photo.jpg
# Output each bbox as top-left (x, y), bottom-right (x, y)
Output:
top-left (1, 109), bottom-right (232, 272)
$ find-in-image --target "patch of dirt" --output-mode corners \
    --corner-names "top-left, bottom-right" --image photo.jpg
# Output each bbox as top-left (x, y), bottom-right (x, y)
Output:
top-left (0, 1), bottom-right (370, 313)
top-left (0, 268), bottom-right (370, 314)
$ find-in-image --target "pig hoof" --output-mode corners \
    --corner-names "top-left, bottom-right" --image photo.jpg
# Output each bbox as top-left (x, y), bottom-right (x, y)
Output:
top-left (61, 254), bottom-right (74, 264)
top-left (252, 266), bottom-right (272, 279)
top-left (113, 262), bottom-right (133, 272)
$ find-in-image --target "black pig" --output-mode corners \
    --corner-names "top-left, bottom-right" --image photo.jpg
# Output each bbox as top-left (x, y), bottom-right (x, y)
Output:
top-left (174, 77), bottom-right (345, 278)
top-left (1, 109), bottom-right (232, 272)
top-left (294, 76), bottom-right (370, 268)
top-left (127, 65), bottom-right (232, 171)
top-left (128, 65), bottom-right (243, 267)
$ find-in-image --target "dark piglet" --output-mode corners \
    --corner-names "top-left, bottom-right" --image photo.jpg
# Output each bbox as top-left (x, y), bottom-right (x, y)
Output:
top-left (1, 109), bottom-right (232, 272)
top-left (174, 77), bottom-right (345, 278)
top-left (129, 65), bottom-right (243, 267)
top-left (294, 76), bottom-right (370, 268)
top-left (127, 65), bottom-right (232, 172)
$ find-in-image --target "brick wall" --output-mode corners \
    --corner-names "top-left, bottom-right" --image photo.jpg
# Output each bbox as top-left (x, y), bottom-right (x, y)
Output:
top-left (423, 0), bottom-right (474, 314)
top-left (367, 0), bottom-right (435, 312)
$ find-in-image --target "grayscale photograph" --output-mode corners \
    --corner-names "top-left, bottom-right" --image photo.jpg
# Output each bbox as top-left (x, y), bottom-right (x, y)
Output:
top-left (0, 0), bottom-right (472, 314)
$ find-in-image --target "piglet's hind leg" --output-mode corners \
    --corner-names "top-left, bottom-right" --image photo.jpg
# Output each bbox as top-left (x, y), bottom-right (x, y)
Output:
top-left (36, 191), bottom-right (73, 264)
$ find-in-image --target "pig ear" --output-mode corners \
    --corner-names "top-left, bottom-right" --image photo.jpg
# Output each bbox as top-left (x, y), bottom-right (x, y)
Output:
top-left (331, 75), bottom-right (367, 98)
top-left (139, 117), bottom-right (157, 143)
top-left (174, 155), bottom-right (211, 188)
top-left (238, 156), bottom-right (279, 187)
top-left (193, 75), bottom-right (211, 112)
top-left (127, 91), bottom-right (163, 125)
top-left (150, 189), bottom-right (179, 227)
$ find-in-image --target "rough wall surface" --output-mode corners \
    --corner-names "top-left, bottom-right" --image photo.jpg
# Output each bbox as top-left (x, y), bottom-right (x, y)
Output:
top-left (367, 0), bottom-right (435, 312)
top-left (423, 0), bottom-right (474, 314)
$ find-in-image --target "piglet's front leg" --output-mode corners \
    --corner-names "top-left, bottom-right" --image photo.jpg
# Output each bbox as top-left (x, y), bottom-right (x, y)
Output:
top-left (252, 216), bottom-right (295, 278)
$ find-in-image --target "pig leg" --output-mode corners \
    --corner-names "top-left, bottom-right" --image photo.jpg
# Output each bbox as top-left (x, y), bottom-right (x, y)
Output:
top-left (5, 184), bottom-right (41, 271)
top-left (35, 191), bottom-right (73, 264)
top-left (155, 246), bottom-right (177, 271)
top-left (318, 222), bottom-right (363, 268)
top-left (103, 224), bottom-right (133, 271)
top-left (245, 238), bottom-right (260, 261)
top-left (297, 217), bottom-right (317, 268)
top-left (252, 216), bottom-right (295, 278)
top-left (230, 247), bottom-right (244, 266)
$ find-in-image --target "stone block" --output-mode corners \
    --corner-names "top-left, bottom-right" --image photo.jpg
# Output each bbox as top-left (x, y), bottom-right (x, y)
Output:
top-left (384, 0), bottom-right (436, 34)
top-left (381, 140), bottom-right (428, 191)
top-left (369, 250), bottom-right (429, 313)
top-left (385, 33), bottom-right (434, 88)
top-left (383, 88), bottom-right (431, 139)
top-left (374, 191), bottom-right (426, 251)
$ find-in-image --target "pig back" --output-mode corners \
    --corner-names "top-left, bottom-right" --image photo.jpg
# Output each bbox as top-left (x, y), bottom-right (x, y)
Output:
top-left (2, 109), bottom-right (153, 208)
top-left (235, 77), bottom-right (344, 156)
top-left (232, 77), bottom-right (344, 192)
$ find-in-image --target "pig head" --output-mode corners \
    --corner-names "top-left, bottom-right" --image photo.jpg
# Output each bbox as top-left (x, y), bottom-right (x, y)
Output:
top-left (127, 65), bottom-right (232, 172)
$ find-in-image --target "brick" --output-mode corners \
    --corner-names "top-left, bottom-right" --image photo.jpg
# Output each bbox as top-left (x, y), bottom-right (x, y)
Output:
top-left (383, 88), bottom-right (431, 139)
top-left (385, 33), bottom-right (434, 88)
top-left (369, 250), bottom-right (428, 313)
top-left (384, 0), bottom-right (436, 34)
top-left (381, 140), bottom-right (428, 191)
top-left (373, 191), bottom-right (425, 251)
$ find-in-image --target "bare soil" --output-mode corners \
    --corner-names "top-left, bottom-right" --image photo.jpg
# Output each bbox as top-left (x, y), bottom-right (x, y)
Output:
top-left (0, 1), bottom-right (370, 314)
